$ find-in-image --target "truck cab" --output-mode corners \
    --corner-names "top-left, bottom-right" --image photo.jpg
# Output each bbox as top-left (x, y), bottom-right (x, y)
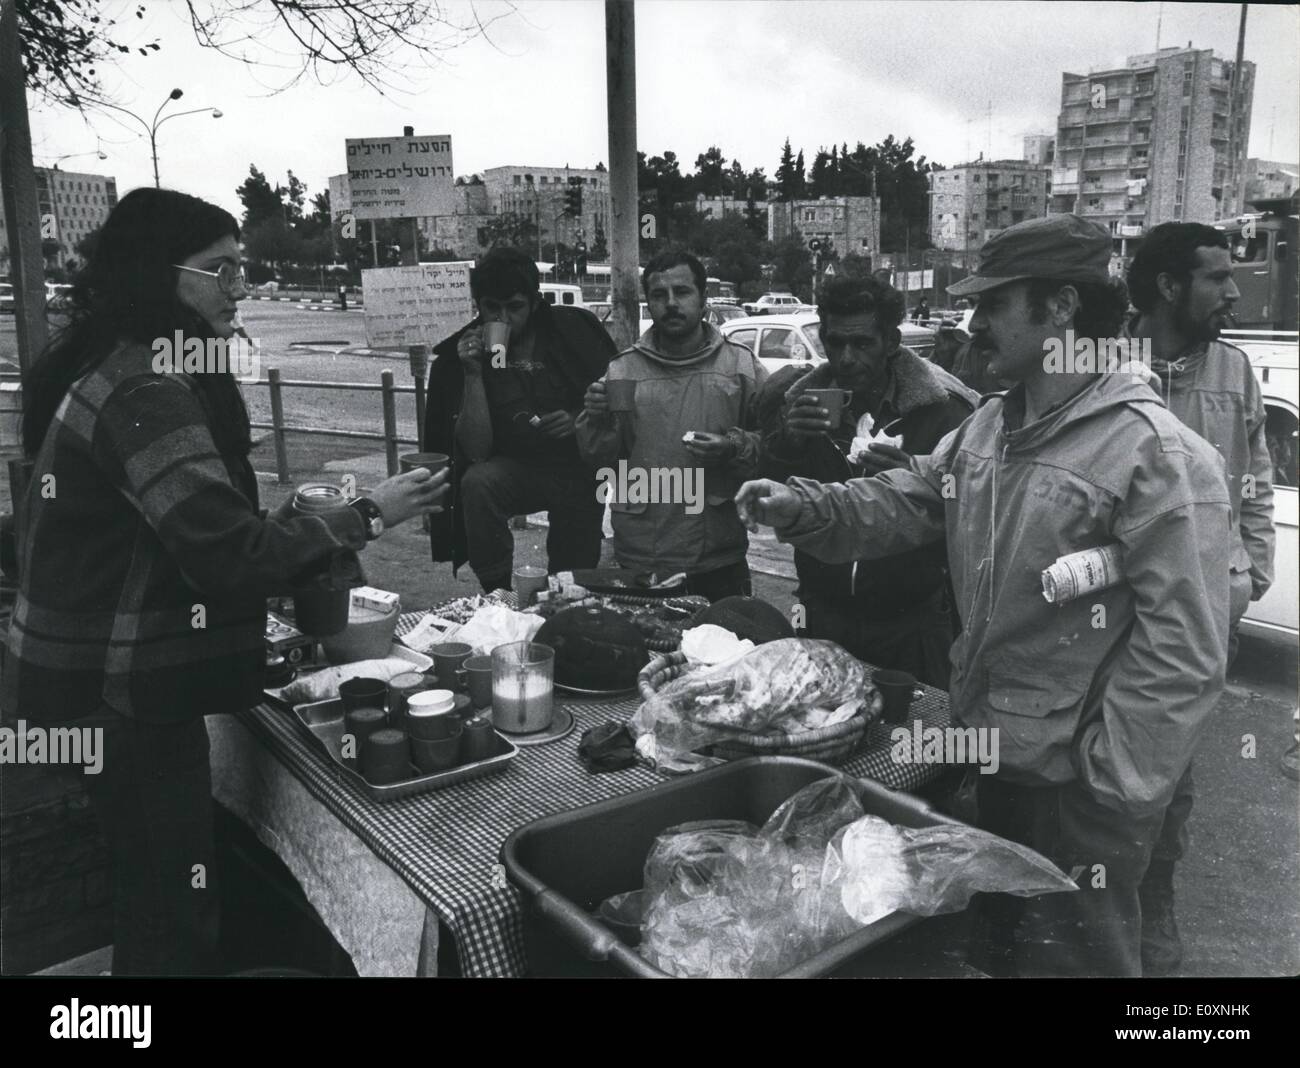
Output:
top-left (1213, 196), bottom-right (1298, 332)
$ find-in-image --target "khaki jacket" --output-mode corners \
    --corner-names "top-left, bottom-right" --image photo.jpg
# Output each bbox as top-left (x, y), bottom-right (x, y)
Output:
top-left (1134, 327), bottom-right (1275, 606)
top-left (777, 372), bottom-right (1232, 817)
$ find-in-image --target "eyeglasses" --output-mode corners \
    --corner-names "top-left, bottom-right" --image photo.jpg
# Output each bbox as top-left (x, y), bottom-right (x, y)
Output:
top-left (174, 262), bottom-right (246, 295)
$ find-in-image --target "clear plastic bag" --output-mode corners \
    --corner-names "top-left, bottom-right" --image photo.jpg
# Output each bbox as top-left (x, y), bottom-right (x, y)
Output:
top-left (638, 775), bottom-right (1078, 977)
top-left (629, 639), bottom-right (877, 773)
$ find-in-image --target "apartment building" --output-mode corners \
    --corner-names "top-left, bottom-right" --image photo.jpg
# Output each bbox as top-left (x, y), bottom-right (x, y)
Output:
top-left (1050, 45), bottom-right (1255, 237)
top-left (1244, 158), bottom-right (1298, 205)
top-left (0, 167), bottom-right (118, 274)
top-left (1023, 135), bottom-right (1056, 167)
top-left (481, 165), bottom-right (610, 251)
top-left (929, 160), bottom-right (1051, 254)
top-left (767, 195), bottom-right (881, 261)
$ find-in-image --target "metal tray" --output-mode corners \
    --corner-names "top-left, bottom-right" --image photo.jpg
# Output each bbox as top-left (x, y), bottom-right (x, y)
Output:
top-left (263, 644), bottom-right (434, 705)
top-left (292, 698), bottom-right (518, 802)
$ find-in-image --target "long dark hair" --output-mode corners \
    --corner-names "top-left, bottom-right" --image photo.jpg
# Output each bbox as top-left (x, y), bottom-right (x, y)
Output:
top-left (22, 187), bottom-right (251, 457)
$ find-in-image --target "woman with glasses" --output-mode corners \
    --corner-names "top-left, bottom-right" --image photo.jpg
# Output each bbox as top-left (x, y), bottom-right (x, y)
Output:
top-left (2, 188), bottom-right (446, 975)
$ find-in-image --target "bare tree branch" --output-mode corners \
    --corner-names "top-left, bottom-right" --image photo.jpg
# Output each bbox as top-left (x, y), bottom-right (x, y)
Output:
top-left (18, 0), bottom-right (518, 110)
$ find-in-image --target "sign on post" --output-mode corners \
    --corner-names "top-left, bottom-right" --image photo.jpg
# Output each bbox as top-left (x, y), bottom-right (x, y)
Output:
top-left (345, 134), bottom-right (454, 220)
top-left (361, 262), bottom-right (475, 349)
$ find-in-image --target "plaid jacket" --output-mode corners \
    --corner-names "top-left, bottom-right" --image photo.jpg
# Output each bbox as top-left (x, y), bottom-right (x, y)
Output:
top-left (2, 342), bottom-right (367, 724)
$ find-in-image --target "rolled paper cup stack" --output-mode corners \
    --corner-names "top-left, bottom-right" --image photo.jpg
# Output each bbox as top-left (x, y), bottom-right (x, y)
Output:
top-left (1041, 544), bottom-right (1124, 605)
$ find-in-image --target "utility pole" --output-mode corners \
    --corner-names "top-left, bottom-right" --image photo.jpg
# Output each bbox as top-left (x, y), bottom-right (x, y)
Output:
top-left (1227, 4), bottom-right (1248, 217)
top-left (605, 1), bottom-right (640, 351)
top-left (0, 0), bottom-right (48, 381)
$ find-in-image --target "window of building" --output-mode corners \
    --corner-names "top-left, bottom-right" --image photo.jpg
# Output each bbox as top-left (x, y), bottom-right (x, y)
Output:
top-left (513, 175), bottom-right (521, 185)
top-left (973, 174), bottom-right (981, 182)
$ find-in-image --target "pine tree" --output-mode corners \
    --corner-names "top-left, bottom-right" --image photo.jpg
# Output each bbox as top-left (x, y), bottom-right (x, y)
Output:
top-left (776, 138), bottom-right (797, 201)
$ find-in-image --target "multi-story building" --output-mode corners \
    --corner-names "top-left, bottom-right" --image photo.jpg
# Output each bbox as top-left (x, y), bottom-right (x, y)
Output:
top-left (766, 196), bottom-right (881, 262)
top-left (693, 194), bottom-right (747, 219)
top-left (481, 165), bottom-right (611, 253)
top-left (1243, 158), bottom-right (1298, 205)
top-left (425, 181), bottom-right (493, 256)
top-left (1023, 134), bottom-right (1057, 167)
top-left (1050, 45), bottom-right (1255, 239)
top-left (929, 160), bottom-right (1051, 255)
top-left (0, 166), bottom-right (118, 274)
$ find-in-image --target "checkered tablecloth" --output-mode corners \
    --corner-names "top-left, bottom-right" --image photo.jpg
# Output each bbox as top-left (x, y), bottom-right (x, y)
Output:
top-left (233, 610), bottom-right (952, 978)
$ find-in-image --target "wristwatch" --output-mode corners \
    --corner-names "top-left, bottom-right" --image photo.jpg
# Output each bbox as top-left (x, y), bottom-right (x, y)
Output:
top-left (348, 496), bottom-right (385, 540)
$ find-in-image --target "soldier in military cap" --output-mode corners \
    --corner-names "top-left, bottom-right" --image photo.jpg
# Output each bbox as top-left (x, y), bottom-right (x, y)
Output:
top-left (736, 214), bottom-right (1233, 977)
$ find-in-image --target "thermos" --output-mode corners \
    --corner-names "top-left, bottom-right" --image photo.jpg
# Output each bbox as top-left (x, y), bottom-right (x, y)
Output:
top-left (289, 483), bottom-right (351, 636)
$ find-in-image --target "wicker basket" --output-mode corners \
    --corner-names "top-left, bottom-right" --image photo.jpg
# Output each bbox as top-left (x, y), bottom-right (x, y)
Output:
top-left (636, 651), bottom-right (878, 765)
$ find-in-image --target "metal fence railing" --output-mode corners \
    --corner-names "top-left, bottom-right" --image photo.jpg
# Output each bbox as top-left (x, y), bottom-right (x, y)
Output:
top-left (249, 348), bottom-right (430, 484)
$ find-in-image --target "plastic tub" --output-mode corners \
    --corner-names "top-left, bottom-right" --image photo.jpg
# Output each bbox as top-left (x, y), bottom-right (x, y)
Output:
top-left (501, 756), bottom-right (957, 978)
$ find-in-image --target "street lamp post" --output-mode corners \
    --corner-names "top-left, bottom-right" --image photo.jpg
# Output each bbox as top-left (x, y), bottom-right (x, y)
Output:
top-left (97, 89), bottom-right (222, 187)
top-left (46, 149), bottom-right (108, 170)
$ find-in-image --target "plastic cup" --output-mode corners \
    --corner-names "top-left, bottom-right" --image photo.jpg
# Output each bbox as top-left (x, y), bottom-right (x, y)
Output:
top-left (399, 452), bottom-right (449, 475)
top-left (606, 379), bottom-right (637, 412)
top-left (429, 641), bottom-right (473, 691)
top-left (802, 388), bottom-right (854, 426)
top-left (387, 671), bottom-right (429, 730)
top-left (338, 677), bottom-right (389, 714)
top-left (407, 690), bottom-right (460, 740)
top-left (873, 669), bottom-right (918, 725)
top-left (463, 655), bottom-right (494, 710)
top-left (512, 566), bottom-right (548, 609)
top-left (411, 725), bottom-right (463, 773)
top-left (483, 321), bottom-right (510, 361)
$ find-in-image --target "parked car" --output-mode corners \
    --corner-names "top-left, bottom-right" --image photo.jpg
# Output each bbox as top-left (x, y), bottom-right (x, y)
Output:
top-left (1237, 335), bottom-right (1299, 642)
top-left (539, 282), bottom-right (585, 308)
top-left (721, 312), bottom-right (937, 373)
top-left (742, 292), bottom-right (812, 316)
top-left (705, 303), bottom-right (748, 327)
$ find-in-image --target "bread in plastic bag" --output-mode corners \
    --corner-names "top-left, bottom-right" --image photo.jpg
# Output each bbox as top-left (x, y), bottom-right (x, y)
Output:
top-left (639, 775), bottom-right (1078, 977)
top-left (629, 639), bottom-right (876, 773)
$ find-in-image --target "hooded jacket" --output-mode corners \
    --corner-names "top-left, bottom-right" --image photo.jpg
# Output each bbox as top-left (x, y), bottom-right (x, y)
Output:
top-left (757, 348), bottom-right (978, 614)
top-left (1127, 323), bottom-right (1274, 603)
top-left (574, 322), bottom-right (766, 574)
top-left (422, 302), bottom-right (615, 572)
top-left (775, 371), bottom-right (1232, 817)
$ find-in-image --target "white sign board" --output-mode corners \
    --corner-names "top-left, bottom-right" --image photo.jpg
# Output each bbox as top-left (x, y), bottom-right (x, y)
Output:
top-left (346, 134), bottom-right (454, 220)
top-left (361, 262), bottom-right (475, 349)
top-left (328, 174), bottom-right (351, 217)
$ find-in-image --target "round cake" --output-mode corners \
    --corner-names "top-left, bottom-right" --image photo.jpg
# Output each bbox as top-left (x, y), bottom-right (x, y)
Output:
top-left (694, 596), bottom-right (795, 645)
top-left (535, 605), bottom-right (650, 691)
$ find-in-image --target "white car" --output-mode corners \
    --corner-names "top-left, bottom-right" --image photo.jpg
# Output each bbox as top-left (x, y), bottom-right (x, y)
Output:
top-left (742, 292), bottom-right (813, 316)
top-left (1235, 334), bottom-right (1299, 642)
top-left (720, 312), bottom-right (937, 374)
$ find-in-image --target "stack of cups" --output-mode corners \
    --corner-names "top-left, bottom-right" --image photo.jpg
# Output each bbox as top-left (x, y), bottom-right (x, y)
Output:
top-left (407, 690), bottom-right (462, 772)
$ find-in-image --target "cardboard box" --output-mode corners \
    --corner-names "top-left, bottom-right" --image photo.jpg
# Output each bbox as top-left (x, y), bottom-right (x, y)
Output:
top-left (266, 613), bottom-right (316, 666)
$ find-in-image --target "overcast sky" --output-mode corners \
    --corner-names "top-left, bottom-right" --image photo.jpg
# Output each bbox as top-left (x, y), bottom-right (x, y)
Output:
top-left (27, 1), bottom-right (1300, 218)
